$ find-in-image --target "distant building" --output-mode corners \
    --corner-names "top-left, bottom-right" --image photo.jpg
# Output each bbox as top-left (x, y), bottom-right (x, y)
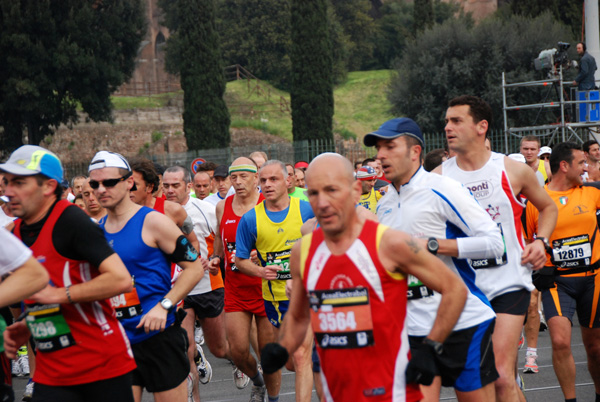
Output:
top-left (117, 0), bottom-right (179, 96)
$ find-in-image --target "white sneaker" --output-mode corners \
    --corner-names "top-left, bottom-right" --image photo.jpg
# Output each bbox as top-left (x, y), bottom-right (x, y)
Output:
top-left (195, 344), bottom-right (212, 384)
top-left (249, 384), bottom-right (266, 402)
top-left (18, 355), bottom-right (30, 376)
top-left (194, 325), bottom-right (204, 346)
top-left (232, 364), bottom-right (250, 389)
top-left (11, 360), bottom-right (21, 377)
top-left (22, 380), bottom-right (34, 402)
top-left (523, 354), bottom-right (539, 374)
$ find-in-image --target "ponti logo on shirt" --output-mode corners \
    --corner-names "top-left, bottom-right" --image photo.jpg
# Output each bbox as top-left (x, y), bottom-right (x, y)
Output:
top-left (465, 180), bottom-right (493, 200)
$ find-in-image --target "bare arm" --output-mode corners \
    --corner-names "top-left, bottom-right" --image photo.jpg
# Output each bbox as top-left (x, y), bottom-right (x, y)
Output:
top-left (165, 201), bottom-right (201, 253)
top-left (379, 229), bottom-right (467, 343)
top-left (31, 253), bottom-right (133, 305)
top-left (277, 241), bottom-right (311, 354)
top-left (0, 257), bottom-right (49, 308)
top-left (139, 212), bottom-right (205, 332)
top-left (507, 158), bottom-right (557, 269)
top-left (235, 257), bottom-right (277, 280)
top-left (209, 200), bottom-right (226, 274)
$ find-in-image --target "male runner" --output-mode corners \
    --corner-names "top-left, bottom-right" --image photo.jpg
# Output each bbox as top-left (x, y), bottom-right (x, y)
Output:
top-left (236, 160), bottom-right (315, 402)
top-left (524, 142), bottom-right (600, 402)
top-left (260, 153), bottom-right (468, 402)
top-left (364, 117), bottom-right (503, 400)
top-left (81, 178), bottom-right (106, 221)
top-left (89, 151), bottom-right (205, 402)
top-left (193, 172), bottom-right (212, 201)
top-left (286, 164), bottom-right (308, 201)
top-left (205, 165), bottom-right (233, 206)
top-left (162, 165), bottom-right (246, 397)
top-left (213, 157), bottom-right (280, 402)
top-left (129, 158), bottom-right (199, 252)
top-left (583, 140), bottom-right (600, 182)
top-left (520, 136), bottom-right (548, 186)
top-left (1, 145), bottom-right (137, 402)
top-left (439, 95), bottom-right (558, 402)
top-left (356, 166), bottom-right (381, 214)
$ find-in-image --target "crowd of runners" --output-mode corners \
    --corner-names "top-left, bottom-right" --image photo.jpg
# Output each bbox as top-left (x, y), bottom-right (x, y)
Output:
top-left (0, 95), bottom-right (599, 402)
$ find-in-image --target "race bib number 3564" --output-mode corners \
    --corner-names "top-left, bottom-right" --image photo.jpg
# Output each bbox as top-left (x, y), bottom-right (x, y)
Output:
top-left (308, 287), bottom-right (374, 349)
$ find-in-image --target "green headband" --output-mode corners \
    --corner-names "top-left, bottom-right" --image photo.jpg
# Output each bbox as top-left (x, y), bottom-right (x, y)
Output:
top-left (229, 164), bottom-right (257, 174)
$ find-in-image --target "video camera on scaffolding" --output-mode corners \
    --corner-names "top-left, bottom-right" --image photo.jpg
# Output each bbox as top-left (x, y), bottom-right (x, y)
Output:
top-left (534, 42), bottom-right (577, 77)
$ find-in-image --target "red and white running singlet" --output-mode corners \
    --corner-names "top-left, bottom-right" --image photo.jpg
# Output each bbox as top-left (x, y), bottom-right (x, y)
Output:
top-left (300, 220), bottom-right (421, 402)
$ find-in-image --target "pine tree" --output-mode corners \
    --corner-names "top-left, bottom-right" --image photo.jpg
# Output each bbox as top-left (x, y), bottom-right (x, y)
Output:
top-left (160, 0), bottom-right (230, 150)
top-left (290, 0), bottom-right (334, 144)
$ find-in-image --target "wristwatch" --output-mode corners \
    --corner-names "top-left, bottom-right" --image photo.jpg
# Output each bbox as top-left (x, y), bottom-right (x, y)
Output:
top-left (423, 337), bottom-right (444, 356)
top-left (426, 238), bottom-right (439, 255)
top-left (535, 237), bottom-right (551, 252)
top-left (160, 298), bottom-right (175, 312)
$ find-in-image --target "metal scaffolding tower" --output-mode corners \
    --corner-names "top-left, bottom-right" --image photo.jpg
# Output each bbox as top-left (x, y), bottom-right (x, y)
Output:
top-left (501, 68), bottom-right (600, 154)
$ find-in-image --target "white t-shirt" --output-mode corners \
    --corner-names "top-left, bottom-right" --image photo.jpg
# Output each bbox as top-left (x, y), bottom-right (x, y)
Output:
top-left (182, 197), bottom-right (218, 295)
top-left (0, 226), bottom-right (32, 276)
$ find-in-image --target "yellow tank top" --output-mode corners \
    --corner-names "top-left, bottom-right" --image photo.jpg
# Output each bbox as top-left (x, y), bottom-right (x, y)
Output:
top-left (255, 197), bottom-right (305, 301)
top-left (538, 159), bottom-right (548, 182)
top-left (358, 188), bottom-right (382, 214)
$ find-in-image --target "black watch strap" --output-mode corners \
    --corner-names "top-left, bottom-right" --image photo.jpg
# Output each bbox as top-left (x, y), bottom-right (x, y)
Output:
top-left (423, 337), bottom-right (443, 356)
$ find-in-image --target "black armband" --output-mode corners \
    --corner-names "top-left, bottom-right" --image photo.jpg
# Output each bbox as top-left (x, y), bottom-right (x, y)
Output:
top-left (167, 235), bottom-right (199, 263)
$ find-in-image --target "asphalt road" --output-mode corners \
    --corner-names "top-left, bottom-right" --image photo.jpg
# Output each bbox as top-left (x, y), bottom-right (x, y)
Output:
top-left (11, 322), bottom-right (596, 402)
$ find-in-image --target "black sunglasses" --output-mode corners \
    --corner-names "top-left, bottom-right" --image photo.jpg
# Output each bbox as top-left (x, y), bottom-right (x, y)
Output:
top-left (89, 172), bottom-right (131, 189)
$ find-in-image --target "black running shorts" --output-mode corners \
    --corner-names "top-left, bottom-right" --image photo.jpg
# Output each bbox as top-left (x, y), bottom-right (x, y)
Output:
top-left (542, 272), bottom-right (600, 328)
top-left (131, 325), bottom-right (189, 392)
top-left (409, 318), bottom-right (498, 392)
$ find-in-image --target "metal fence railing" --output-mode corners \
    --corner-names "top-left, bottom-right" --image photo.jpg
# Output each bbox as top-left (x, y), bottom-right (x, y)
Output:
top-left (60, 129), bottom-right (559, 180)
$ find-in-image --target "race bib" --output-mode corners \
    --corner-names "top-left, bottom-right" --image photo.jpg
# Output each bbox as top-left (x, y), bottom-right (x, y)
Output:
top-left (266, 249), bottom-right (291, 280)
top-left (551, 234), bottom-right (592, 268)
top-left (309, 287), bottom-right (374, 349)
top-left (111, 276), bottom-right (142, 319)
top-left (469, 223), bottom-right (508, 269)
top-left (25, 304), bottom-right (75, 352)
top-left (407, 275), bottom-right (434, 300)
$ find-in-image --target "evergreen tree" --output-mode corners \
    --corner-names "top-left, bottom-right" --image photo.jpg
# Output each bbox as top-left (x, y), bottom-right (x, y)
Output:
top-left (290, 0), bottom-right (334, 144)
top-left (160, 0), bottom-right (230, 150)
top-left (0, 0), bottom-right (145, 151)
top-left (413, 0), bottom-right (433, 33)
top-left (388, 12), bottom-right (575, 133)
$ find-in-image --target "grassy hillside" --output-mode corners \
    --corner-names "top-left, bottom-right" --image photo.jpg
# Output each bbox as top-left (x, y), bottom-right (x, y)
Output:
top-left (111, 70), bottom-right (395, 141)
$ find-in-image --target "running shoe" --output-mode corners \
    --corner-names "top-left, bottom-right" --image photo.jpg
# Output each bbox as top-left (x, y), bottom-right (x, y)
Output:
top-left (22, 379), bottom-right (34, 402)
top-left (518, 331), bottom-right (524, 349)
top-left (11, 360), bottom-right (21, 377)
top-left (249, 384), bottom-right (266, 402)
top-left (195, 344), bottom-right (212, 384)
top-left (539, 313), bottom-right (548, 332)
top-left (18, 355), bottom-right (29, 377)
top-left (517, 372), bottom-right (525, 391)
top-left (195, 324), bottom-right (204, 346)
top-left (232, 364), bottom-right (250, 389)
top-left (523, 354), bottom-right (539, 374)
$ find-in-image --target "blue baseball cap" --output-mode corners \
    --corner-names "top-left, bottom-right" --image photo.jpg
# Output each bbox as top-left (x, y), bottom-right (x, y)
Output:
top-left (363, 118), bottom-right (424, 147)
top-left (0, 145), bottom-right (64, 183)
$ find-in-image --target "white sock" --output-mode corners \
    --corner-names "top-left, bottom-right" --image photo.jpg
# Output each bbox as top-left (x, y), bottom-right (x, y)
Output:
top-left (526, 347), bottom-right (537, 356)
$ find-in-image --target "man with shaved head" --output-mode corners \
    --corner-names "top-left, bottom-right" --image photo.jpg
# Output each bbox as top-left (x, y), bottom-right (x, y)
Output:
top-left (260, 153), bottom-right (468, 402)
top-left (193, 171), bottom-right (212, 200)
top-left (211, 157), bottom-right (279, 401)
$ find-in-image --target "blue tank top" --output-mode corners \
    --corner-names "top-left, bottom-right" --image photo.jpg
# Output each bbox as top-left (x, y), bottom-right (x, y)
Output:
top-left (100, 206), bottom-right (175, 344)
